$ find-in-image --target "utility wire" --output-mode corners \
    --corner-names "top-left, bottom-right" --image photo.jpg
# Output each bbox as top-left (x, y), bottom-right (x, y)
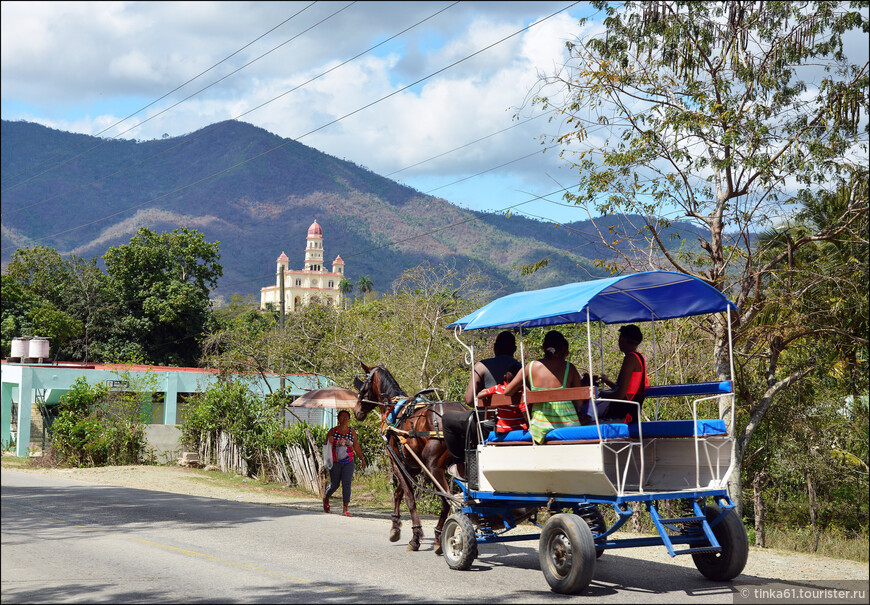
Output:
top-left (5, 1), bottom-right (459, 217)
top-left (385, 112), bottom-right (547, 178)
top-left (1, 1), bottom-right (355, 195)
top-left (2, 1), bottom-right (580, 253)
top-left (0, 2), bottom-right (319, 189)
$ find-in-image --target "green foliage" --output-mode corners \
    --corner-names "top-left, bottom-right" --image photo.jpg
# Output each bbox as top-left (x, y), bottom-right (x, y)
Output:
top-left (49, 377), bottom-right (149, 467)
top-left (182, 381), bottom-right (279, 449)
top-left (103, 227), bottom-right (222, 366)
top-left (3, 227), bottom-right (222, 365)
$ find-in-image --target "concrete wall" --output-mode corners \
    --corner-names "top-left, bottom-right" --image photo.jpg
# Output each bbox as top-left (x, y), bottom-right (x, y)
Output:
top-left (144, 424), bottom-right (183, 464)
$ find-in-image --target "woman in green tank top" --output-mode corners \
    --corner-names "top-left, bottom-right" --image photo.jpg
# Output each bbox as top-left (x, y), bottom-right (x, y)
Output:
top-left (502, 330), bottom-right (584, 443)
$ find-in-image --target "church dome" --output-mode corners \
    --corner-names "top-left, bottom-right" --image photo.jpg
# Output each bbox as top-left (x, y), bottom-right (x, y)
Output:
top-left (276, 251), bottom-right (289, 262)
top-left (307, 220), bottom-right (323, 236)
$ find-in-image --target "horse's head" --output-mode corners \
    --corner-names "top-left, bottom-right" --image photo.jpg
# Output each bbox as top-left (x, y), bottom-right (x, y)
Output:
top-left (352, 362), bottom-right (407, 421)
top-left (353, 363), bottom-right (379, 421)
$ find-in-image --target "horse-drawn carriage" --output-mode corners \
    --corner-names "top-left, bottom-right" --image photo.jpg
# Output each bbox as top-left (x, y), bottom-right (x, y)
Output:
top-left (355, 271), bottom-right (748, 595)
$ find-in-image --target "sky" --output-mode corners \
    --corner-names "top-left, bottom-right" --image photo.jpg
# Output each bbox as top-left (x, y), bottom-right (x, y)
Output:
top-left (0, 0), bottom-right (602, 225)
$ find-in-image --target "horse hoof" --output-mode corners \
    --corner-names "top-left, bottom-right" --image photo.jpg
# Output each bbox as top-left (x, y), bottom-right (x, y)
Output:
top-left (434, 543), bottom-right (443, 556)
top-left (406, 543), bottom-right (420, 552)
top-left (389, 529), bottom-right (401, 542)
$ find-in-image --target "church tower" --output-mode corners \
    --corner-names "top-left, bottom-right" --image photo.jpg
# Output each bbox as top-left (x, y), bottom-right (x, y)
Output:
top-left (260, 219), bottom-right (345, 311)
top-left (305, 220), bottom-right (324, 272)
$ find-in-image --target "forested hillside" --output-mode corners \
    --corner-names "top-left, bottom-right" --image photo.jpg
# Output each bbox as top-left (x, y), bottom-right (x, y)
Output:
top-left (1, 119), bottom-right (716, 298)
top-left (2, 119), bottom-right (609, 297)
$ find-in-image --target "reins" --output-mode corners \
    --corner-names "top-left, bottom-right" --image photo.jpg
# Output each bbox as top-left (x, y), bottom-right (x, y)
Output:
top-left (357, 367), bottom-right (461, 506)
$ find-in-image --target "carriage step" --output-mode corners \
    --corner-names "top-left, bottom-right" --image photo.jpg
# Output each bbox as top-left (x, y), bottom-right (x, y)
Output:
top-left (649, 505), bottom-right (720, 558)
top-left (673, 546), bottom-right (721, 555)
top-left (659, 516), bottom-right (705, 529)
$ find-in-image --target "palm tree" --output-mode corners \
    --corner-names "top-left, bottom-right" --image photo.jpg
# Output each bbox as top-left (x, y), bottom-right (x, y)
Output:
top-left (356, 275), bottom-right (374, 300)
top-left (338, 277), bottom-right (353, 308)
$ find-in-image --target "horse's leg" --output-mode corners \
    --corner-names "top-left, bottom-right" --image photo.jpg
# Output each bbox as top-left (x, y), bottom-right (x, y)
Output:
top-left (398, 470), bottom-right (424, 551)
top-left (389, 467), bottom-right (402, 542)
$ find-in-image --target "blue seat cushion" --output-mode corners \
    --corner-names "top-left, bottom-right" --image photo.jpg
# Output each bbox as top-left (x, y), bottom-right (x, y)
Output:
top-left (645, 381), bottom-right (732, 398)
top-left (485, 423), bottom-right (630, 443)
top-left (627, 419), bottom-right (727, 438)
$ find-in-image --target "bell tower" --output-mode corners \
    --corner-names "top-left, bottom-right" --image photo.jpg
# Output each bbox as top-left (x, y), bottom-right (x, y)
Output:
top-left (305, 219), bottom-right (324, 272)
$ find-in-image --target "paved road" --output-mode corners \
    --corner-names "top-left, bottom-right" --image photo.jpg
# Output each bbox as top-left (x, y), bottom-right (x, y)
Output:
top-left (0, 469), bottom-right (854, 604)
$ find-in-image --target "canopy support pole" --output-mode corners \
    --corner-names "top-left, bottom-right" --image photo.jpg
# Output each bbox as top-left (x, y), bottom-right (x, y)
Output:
top-left (651, 317), bottom-right (658, 421)
top-left (586, 308), bottom-right (602, 440)
top-left (598, 320), bottom-right (605, 377)
top-left (517, 326), bottom-right (536, 447)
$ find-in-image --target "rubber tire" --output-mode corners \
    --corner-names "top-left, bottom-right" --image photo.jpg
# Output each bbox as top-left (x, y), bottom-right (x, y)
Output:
top-left (539, 513), bottom-right (597, 594)
top-left (441, 513), bottom-right (478, 571)
top-left (692, 504), bottom-right (749, 581)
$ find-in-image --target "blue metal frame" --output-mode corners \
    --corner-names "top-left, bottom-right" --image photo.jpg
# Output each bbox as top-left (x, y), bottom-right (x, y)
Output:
top-left (453, 478), bottom-right (735, 556)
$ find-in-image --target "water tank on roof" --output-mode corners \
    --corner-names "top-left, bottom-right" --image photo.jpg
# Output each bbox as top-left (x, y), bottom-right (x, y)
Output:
top-left (29, 337), bottom-right (50, 360)
top-left (10, 337), bottom-right (30, 361)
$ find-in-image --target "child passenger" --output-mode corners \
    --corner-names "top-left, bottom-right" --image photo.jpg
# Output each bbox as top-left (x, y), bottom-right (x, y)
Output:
top-left (476, 370), bottom-right (528, 433)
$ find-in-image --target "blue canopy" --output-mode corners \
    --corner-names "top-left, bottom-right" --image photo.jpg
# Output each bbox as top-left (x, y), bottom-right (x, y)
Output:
top-left (447, 271), bottom-right (737, 331)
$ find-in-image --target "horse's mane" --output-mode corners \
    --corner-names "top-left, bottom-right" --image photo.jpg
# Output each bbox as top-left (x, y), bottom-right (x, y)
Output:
top-left (374, 365), bottom-right (407, 401)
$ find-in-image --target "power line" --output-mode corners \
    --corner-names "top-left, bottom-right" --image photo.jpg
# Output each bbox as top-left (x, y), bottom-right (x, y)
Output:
top-left (0, 2), bottom-right (320, 189)
top-left (384, 113), bottom-right (548, 178)
top-left (1, 1), bottom-right (580, 254)
top-left (5, 1), bottom-right (460, 217)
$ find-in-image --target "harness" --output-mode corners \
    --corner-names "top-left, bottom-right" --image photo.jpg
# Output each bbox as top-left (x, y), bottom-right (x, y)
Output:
top-left (357, 366), bottom-right (461, 505)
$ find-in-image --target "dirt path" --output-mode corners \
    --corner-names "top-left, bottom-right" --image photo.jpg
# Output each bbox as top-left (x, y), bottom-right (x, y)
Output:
top-left (3, 461), bottom-right (867, 583)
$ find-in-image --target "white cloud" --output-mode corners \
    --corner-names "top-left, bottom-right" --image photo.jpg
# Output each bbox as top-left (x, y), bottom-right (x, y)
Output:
top-left (1, 1), bottom-right (595, 220)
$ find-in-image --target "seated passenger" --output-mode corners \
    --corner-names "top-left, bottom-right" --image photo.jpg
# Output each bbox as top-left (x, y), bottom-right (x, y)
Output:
top-left (502, 330), bottom-right (583, 443)
top-left (444, 331), bottom-right (521, 478)
top-left (591, 324), bottom-right (649, 424)
top-left (475, 370), bottom-right (527, 433)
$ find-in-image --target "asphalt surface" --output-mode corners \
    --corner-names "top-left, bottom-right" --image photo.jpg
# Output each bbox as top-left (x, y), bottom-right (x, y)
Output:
top-left (2, 469), bottom-right (866, 604)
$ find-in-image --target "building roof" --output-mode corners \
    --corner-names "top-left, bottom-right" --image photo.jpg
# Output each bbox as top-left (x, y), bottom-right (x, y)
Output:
top-left (277, 251), bottom-right (289, 262)
top-left (307, 219), bottom-right (323, 236)
top-left (333, 255), bottom-right (344, 264)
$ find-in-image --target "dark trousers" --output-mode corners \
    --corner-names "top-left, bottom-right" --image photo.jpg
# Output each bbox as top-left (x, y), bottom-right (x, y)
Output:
top-left (326, 460), bottom-right (355, 503)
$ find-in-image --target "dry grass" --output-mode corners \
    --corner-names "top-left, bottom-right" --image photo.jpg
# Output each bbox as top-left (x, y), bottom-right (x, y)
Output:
top-left (762, 526), bottom-right (869, 563)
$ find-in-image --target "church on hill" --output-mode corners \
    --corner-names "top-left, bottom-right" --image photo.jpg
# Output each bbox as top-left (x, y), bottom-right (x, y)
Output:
top-left (260, 219), bottom-right (345, 312)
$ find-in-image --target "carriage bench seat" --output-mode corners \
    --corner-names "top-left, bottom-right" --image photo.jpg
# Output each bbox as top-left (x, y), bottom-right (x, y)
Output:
top-left (483, 419), bottom-right (727, 444)
top-left (485, 423), bottom-right (630, 444)
top-left (645, 381), bottom-right (732, 398)
top-left (627, 419), bottom-right (727, 438)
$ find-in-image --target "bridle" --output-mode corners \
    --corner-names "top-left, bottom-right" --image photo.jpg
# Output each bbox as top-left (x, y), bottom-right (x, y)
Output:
top-left (356, 366), bottom-right (399, 411)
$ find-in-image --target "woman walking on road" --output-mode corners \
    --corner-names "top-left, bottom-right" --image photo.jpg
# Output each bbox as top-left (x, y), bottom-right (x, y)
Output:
top-left (323, 410), bottom-right (366, 516)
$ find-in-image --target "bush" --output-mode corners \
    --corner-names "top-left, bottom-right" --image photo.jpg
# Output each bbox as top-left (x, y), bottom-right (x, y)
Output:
top-left (50, 377), bottom-right (149, 467)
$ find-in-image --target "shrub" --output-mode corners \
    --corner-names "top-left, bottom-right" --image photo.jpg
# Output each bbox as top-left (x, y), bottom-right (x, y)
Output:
top-left (50, 377), bottom-right (149, 467)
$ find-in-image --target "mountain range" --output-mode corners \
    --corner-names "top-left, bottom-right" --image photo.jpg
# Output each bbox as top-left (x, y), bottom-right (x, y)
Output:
top-left (1, 119), bottom-right (703, 300)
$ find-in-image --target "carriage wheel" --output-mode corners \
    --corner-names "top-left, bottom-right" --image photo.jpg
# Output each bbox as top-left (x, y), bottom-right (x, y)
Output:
top-left (539, 513), bottom-right (596, 594)
top-left (441, 513), bottom-right (478, 571)
top-left (692, 503), bottom-right (749, 581)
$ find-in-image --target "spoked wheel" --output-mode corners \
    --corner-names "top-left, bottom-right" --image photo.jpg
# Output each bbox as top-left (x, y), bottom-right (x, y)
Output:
top-left (692, 503), bottom-right (749, 581)
top-left (539, 513), bottom-right (596, 594)
top-left (441, 513), bottom-right (478, 570)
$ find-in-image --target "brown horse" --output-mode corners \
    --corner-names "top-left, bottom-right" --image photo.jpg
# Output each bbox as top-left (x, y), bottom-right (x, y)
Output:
top-left (353, 363), bottom-right (468, 553)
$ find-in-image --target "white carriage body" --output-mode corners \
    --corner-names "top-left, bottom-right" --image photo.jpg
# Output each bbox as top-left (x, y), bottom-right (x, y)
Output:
top-left (475, 434), bottom-right (733, 496)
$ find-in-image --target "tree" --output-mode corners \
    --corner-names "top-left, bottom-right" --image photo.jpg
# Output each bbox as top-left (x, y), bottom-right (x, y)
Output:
top-left (533, 1), bottom-right (868, 510)
top-left (338, 277), bottom-right (354, 308)
top-left (3, 248), bottom-right (110, 360)
top-left (103, 227), bottom-right (223, 366)
top-left (356, 275), bottom-right (374, 299)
